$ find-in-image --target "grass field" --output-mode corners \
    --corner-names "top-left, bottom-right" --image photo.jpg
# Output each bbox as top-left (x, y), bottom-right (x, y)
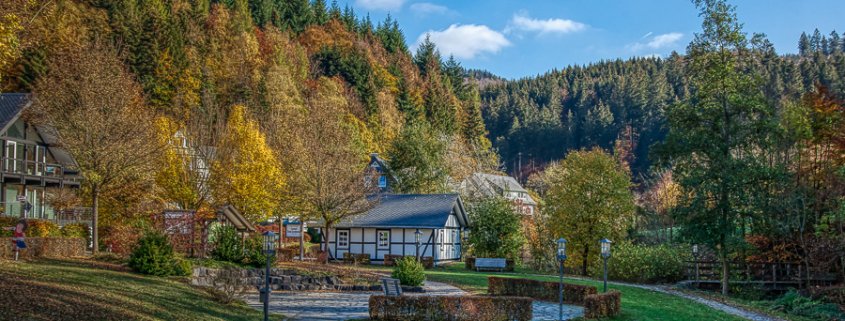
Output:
top-left (370, 262), bottom-right (748, 321)
top-left (0, 259), bottom-right (280, 321)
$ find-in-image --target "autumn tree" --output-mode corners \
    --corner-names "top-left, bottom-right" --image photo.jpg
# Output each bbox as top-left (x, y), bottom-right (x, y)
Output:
top-left (210, 105), bottom-right (284, 222)
top-left (657, 0), bottom-right (776, 295)
top-left (287, 77), bottom-right (377, 257)
top-left (544, 148), bottom-right (635, 275)
top-left (153, 116), bottom-right (211, 211)
top-left (32, 41), bottom-right (160, 252)
top-left (640, 170), bottom-right (681, 243)
top-left (386, 122), bottom-right (449, 193)
top-left (466, 197), bottom-right (525, 261)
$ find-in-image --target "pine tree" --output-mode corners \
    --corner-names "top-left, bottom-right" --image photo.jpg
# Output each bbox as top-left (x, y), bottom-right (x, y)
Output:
top-left (798, 32), bottom-right (811, 56)
top-left (312, 0), bottom-right (329, 25)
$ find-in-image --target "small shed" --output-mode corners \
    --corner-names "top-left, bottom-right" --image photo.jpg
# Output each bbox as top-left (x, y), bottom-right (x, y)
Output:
top-left (216, 204), bottom-right (256, 233)
top-left (325, 194), bottom-right (468, 266)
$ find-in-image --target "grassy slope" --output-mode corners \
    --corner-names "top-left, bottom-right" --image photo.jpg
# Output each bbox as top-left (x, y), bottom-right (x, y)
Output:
top-left (0, 259), bottom-right (277, 321)
top-left (387, 263), bottom-right (747, 321)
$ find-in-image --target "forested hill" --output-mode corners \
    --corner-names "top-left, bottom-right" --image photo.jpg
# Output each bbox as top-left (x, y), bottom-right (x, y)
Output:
top-left (480, 29), bottom-right (845, 180)
top-left (1, 0), bottom-right (496, 193)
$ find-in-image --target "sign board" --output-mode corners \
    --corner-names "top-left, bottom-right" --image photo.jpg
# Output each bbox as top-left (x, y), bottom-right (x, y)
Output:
top-left (286, 224), bottom-right (303, 238)
top-left (16, 195), bottom-right (26, 202)
top-left (163, 211), bottom-right (195, 235)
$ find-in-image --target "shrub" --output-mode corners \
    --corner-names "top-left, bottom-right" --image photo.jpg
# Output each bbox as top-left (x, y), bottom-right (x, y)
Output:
top-left (211, 225), bottom-right (243, 263)
top-left (128, 231), bottom-right (187, 276)
top-left (487, 277), bottom-right (597, 305)
top-left (242, 234), bottom-right (274, 268)
top-left (588, 243), bottom-right (689, 283)
top-left (0, 237), bottom-right (85, 259)
top-left (392, 256), bottom-right (425, 286)
top-left (0, 217), bottom-right (18, 237)
top-left (27, 220), bottom-right (61, 237)
top-left (768, 290), bottom-right (845, 320)
top-left (61, 223), bottom-right (89, 239)
top-left (369, 295), bottom-right (532, 321)
top-left (102, 223), bottom-right (142, 255)
top-left (584, 290), bottom-right (622, 318)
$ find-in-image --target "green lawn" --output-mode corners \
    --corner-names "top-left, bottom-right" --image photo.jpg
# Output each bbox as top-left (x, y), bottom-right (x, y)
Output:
top-left (0, 259), bottom-right (280, 321)
top-left (379, 263), bottom-right (748, 321)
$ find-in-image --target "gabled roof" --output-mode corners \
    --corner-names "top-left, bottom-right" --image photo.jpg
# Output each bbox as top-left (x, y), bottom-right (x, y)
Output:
top-left (0, 93), bottom-right (30, 132)
top-left (217, 205), bottom-right (256, 232)
top-left (335, 194), bottom-right (468, 229)
top-left (462, 173), bottom-right (537, 206)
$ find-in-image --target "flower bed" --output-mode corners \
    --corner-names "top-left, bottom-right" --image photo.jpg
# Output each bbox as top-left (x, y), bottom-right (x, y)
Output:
top-left (343, 252), bottom-right (371, 264)
top-left (584, 290), bottom-right (622, 318)
top-left (488, 276), bottom-right (597, 305)
top-left (1, 237), bottom-right (86, 259)
top-left (369, 295), bottom-right (532, 321)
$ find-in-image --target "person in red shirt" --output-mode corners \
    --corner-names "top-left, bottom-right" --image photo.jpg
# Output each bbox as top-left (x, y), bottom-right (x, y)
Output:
top-left (5, 219), bottom-right (27, 260)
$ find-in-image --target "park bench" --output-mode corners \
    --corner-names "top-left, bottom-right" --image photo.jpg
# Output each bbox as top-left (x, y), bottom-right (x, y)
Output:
top-left (475, 258), bottom-right (507, 272)
top-left (381, 278), bottom-right (403, 296)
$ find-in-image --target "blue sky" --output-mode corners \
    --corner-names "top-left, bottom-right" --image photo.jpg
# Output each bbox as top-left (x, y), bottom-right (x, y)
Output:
top-left (347, 0), bottom-right (845, 79)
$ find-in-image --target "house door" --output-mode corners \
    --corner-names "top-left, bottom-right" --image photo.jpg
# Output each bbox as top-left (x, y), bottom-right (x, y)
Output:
top-left (438, 230), bottom-right (445, 258)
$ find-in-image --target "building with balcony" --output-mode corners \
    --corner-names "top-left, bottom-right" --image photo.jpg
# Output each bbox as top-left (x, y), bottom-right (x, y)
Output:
top-left (0, 93), bottom-right (81, 221)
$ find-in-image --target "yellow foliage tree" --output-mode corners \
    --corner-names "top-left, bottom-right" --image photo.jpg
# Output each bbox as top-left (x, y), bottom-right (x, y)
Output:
top-left (153, 117), bottom-right (206, 210)
top-left (544, 148), bottom-right (636, 275)
top-left (211, 105), bottom-right (284, 222)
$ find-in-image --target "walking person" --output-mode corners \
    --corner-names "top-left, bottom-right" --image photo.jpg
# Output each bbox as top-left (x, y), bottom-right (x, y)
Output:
top-left (5, 219), bottom-right (28, 260)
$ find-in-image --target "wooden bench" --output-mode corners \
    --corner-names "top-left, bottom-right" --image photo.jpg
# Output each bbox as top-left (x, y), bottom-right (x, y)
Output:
top-left (475, 258), bottom-right (507, 272)
top-left (381, 278), bottom-right (403, 296)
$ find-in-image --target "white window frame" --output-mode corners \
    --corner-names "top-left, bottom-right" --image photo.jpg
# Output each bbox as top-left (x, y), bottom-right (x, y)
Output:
top-left (336, 230), bottom-right (350, 249)
top-left (377, 230), bottom-right (390, 249)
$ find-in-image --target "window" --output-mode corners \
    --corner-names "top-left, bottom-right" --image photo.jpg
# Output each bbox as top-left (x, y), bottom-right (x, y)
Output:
top-left (378, 175), bottom-right (387, 188)
top-left (337, 230), bottom-right (349, 249)
top-left (377, 230), bottom-right (390, 249)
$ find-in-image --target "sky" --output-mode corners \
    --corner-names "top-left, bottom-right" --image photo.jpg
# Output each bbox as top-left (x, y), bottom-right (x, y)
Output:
top-left (345, 0), bottom-right (845, 79)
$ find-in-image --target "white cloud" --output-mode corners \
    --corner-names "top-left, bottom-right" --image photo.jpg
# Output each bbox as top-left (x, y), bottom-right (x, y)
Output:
top-left (409, 2), bottom-right (451, 16)
top-left (505, 11), bottom-right (587, 35)
top-left (416, 24), bottom-right (511, 59)
top-left (355, 0), bottom-right (405, 11)
top-left (629, 32), bottom-right (684, 51)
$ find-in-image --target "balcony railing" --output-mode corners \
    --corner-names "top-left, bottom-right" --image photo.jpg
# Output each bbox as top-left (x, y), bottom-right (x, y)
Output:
top-left (1, 157), bottom-right (65, 178)
top-left (0, 203), bottom-right (92, 225)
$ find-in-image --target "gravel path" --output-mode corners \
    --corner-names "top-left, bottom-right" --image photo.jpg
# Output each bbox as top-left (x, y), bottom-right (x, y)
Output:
top-left (245, 280), bottom-right (584, 321)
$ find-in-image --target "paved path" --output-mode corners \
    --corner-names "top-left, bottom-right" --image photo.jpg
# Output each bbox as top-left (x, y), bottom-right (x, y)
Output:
top-left (245, 280), bottom-right (584, 321)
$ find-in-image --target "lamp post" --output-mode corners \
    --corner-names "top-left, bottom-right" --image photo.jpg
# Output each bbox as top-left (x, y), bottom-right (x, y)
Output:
top-left (692, 244), bottom-right (700, 282)
top-left (415, 229), bottom-right (422, 262)
top-left (556, 238), bottom-right (567, 321)
top-left (600, 239), bottom-right (612, 293)
top-left (262, 231), bottom-right (276, 321)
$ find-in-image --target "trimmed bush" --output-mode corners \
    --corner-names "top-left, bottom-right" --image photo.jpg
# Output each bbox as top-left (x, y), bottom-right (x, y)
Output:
top-left (61, 223), bottom-right (89, 239)
top-left (589, 243), bottom-right (689, 284)
top-left (0, 237), bottom-right (85, 259)
top-left (392, 256), bottom-right (425, 286)
top-left (0, 217), bottom-right (19, 237)
top-left (584, 290), bottom-right (622, 319)
top-left (26, 220), bottom-right (61, 237)
top-left (369, 295), bottom-right (532, 321)
top-left (488, 276), bottom-right (597, 305)
top-left (128, 231), bottom-right (190, 276)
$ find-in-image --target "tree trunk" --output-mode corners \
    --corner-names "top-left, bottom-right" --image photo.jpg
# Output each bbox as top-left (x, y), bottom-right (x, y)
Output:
top-left (321, 222), bottom-right (331, 264)
top-left (720, 239), bottom-right (729, 295)
top-left (92, 187), bottom-right (99, 254)
top-left (299, 220), bottom-right (305, 261)
top-left (582, 245), bottom-right (589, 276)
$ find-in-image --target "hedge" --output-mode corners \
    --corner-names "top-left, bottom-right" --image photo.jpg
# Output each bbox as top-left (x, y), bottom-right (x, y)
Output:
top-left (588, 243), bottom-right (689, 283)
top-left (1, 237), bottom-right (86, 259)
top-left (488, 276), bottom-right (597, 305)
top-left (384, 254), bottom-right (433, 268)
top-left (369, 295), bottom-right (532, 321)
top-left (584, 290), bottom-right (622, 319)
top-left (465, 257), bottom-right (515, 272)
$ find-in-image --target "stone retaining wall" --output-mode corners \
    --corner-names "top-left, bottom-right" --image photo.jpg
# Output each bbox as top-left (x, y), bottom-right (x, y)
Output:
top-left (191, 267), bottom-right (382, 292)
